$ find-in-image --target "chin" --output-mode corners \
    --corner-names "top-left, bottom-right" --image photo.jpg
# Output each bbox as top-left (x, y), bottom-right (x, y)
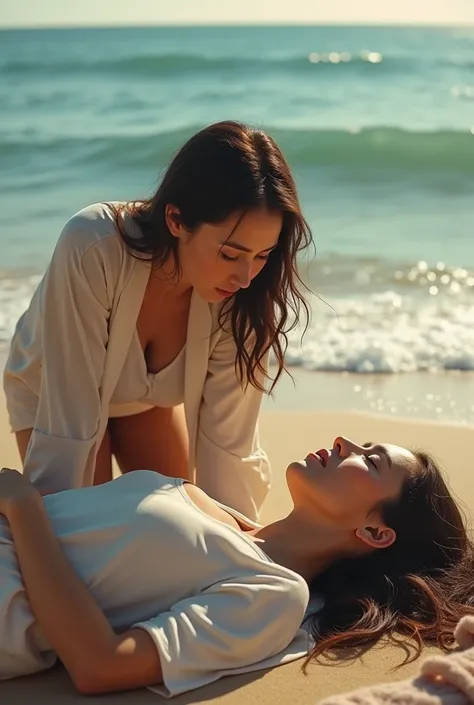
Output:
top-left (288, 457), bottom-right (309, 469)
top-left (286, 459), bottom-right (307, 476)
top-left (196, 287), bottom-right (224, 303)
top-left (208, 292), bottom-right (227, 303)
top-left (191, 287), bottom-right (216, 303)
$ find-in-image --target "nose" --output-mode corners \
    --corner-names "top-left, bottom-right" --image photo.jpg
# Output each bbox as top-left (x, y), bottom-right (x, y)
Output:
top-left (333, 436), bottom-right (367, 458)
top-left (232, 261), bottom-right (253, 289)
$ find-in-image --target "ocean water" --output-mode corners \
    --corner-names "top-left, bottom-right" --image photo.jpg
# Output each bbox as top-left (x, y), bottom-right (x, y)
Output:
top-left (1, 26), bottom-right (474, 414)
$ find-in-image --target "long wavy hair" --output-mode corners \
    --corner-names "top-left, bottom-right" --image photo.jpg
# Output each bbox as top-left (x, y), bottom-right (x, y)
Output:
top-left (305, 450), bottom-right (474, 667)
top-left (110, 121), bottom-right (313, 392)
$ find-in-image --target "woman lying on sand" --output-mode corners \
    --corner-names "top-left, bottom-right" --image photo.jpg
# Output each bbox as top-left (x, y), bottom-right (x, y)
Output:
top-left (0, 437), bottom-right (472, 697)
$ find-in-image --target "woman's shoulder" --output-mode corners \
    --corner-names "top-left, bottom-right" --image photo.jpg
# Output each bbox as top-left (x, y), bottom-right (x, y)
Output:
top-left (263, 562), bottom-right (311, 606)
top-left (58, 202), bottom-right (126, 255)
top-left (221, 562), bottom-right (310, 636)
top-left (235, 549), bottom-right (310, 617)
top-left (50, 202), bottom-right (146, 286)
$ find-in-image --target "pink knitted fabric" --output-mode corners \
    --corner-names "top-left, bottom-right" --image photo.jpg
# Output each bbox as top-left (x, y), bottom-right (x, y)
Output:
top-left (318, 617), bottom-right (474, 705)
top-left (455, 618), bottom-right (474, 651)
top-left (318, 676), bottom-right (470, 705)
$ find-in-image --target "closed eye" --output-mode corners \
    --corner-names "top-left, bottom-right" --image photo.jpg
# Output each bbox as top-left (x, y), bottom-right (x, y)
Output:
top-left (366, 455), bottom-right (379, 471)
top-left (221, 252), bottom-right (270, 262)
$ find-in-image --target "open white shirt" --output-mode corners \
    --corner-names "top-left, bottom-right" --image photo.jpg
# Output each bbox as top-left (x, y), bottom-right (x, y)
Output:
top-left (3, 202), bottom-right (271, 519)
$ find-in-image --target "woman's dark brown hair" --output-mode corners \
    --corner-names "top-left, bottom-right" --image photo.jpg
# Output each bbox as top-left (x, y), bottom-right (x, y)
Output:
top-left (305, 450), bottom-right (474, 666)
top-left (111, 120), bottom-right (313, 392)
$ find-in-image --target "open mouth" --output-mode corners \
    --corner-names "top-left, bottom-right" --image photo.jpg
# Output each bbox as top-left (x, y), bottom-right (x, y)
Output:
top-left (311, 449), bottom-right (329, 467)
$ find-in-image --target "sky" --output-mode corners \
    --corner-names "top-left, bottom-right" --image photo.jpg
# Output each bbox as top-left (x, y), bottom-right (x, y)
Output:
top-left (1, 0), bottom-right (474, 29)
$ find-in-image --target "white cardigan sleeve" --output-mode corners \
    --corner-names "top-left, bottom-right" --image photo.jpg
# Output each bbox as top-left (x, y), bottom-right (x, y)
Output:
top-left (133, 571), bottom-right (309, 698)
top-left (195, 326), bottom-right (271, 520)
top-left (21, 218), bottom-right (120, 493)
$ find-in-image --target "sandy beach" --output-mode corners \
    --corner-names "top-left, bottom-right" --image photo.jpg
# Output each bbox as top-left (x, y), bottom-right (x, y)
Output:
top-left (1, 386), bottom-right (472, 704)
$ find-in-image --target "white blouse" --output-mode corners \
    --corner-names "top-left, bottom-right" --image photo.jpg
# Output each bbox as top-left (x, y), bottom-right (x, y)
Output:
top-left (109, 331), bottom-right (186, 417)
top-left (0, 471), bottom-right (310, 697)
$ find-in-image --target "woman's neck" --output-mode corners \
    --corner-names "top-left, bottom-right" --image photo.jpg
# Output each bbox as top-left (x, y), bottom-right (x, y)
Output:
top-left (250, 512), bottom-right (353, 583)
top-left (150, 258), bottom-right (192, 299)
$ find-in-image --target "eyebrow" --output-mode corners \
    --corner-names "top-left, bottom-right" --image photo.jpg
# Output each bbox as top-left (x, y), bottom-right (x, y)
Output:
top-left (373, 445), bottom-right (392, 470)
top-left (220, 241), bottom-right (278, 254)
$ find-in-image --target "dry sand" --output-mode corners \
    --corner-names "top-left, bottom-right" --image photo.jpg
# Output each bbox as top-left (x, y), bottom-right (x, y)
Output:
top-left (1, 391), bottom-right (473, 704)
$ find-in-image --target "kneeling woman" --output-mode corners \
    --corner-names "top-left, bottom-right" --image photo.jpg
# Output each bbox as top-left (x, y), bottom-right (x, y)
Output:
top-left (0, 437), bottom-right (472, 697)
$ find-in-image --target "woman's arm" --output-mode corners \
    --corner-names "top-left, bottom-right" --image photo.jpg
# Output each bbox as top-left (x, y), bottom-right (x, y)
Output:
top-left (1, 469), bottom-right (163, 694)
top-left (10, 210), bottom-right (119, 493)
top-left (196, 326), bottom-right (271, 519)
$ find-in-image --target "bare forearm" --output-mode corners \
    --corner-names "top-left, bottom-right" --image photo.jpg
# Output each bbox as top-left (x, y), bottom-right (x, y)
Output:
top-left (7, 494), bottom-right (163, 693)
top-left (8, 495), bottom-right (116, 679)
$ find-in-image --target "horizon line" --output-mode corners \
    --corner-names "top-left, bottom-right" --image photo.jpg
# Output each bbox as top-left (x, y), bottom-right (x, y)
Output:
top-left (1, 20), bottom-right (474, 31)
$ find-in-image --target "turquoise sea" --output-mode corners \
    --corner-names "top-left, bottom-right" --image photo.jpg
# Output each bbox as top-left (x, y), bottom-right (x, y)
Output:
top-left (1, 25), bottom-right (474, 421)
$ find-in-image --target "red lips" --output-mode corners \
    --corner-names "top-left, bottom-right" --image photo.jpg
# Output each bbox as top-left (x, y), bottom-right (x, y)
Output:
top-left (215, 288), bottom-right (237, 298)
top-left (315, 448), bottom-right (329, 467)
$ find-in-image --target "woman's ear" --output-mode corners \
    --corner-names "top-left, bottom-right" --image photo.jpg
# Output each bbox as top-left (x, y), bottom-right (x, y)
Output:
top-left (165, 204), bottom-right (183, 238)
top-left (355, 525), bottom-right (396, 550)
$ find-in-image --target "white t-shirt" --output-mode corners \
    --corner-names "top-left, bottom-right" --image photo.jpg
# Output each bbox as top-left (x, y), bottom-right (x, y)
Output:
top-left (0, 471), bottom-right (310, 697)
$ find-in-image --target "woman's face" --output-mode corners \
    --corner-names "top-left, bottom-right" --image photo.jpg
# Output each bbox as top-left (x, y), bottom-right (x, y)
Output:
top-left (166, 206), bottom-right (282, 302)
top-left (287, 436), bottom-right (417, 529)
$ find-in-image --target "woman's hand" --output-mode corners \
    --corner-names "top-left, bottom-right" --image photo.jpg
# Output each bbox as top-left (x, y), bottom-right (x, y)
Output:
top-left (0, 467), bottom-right (40, 518)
